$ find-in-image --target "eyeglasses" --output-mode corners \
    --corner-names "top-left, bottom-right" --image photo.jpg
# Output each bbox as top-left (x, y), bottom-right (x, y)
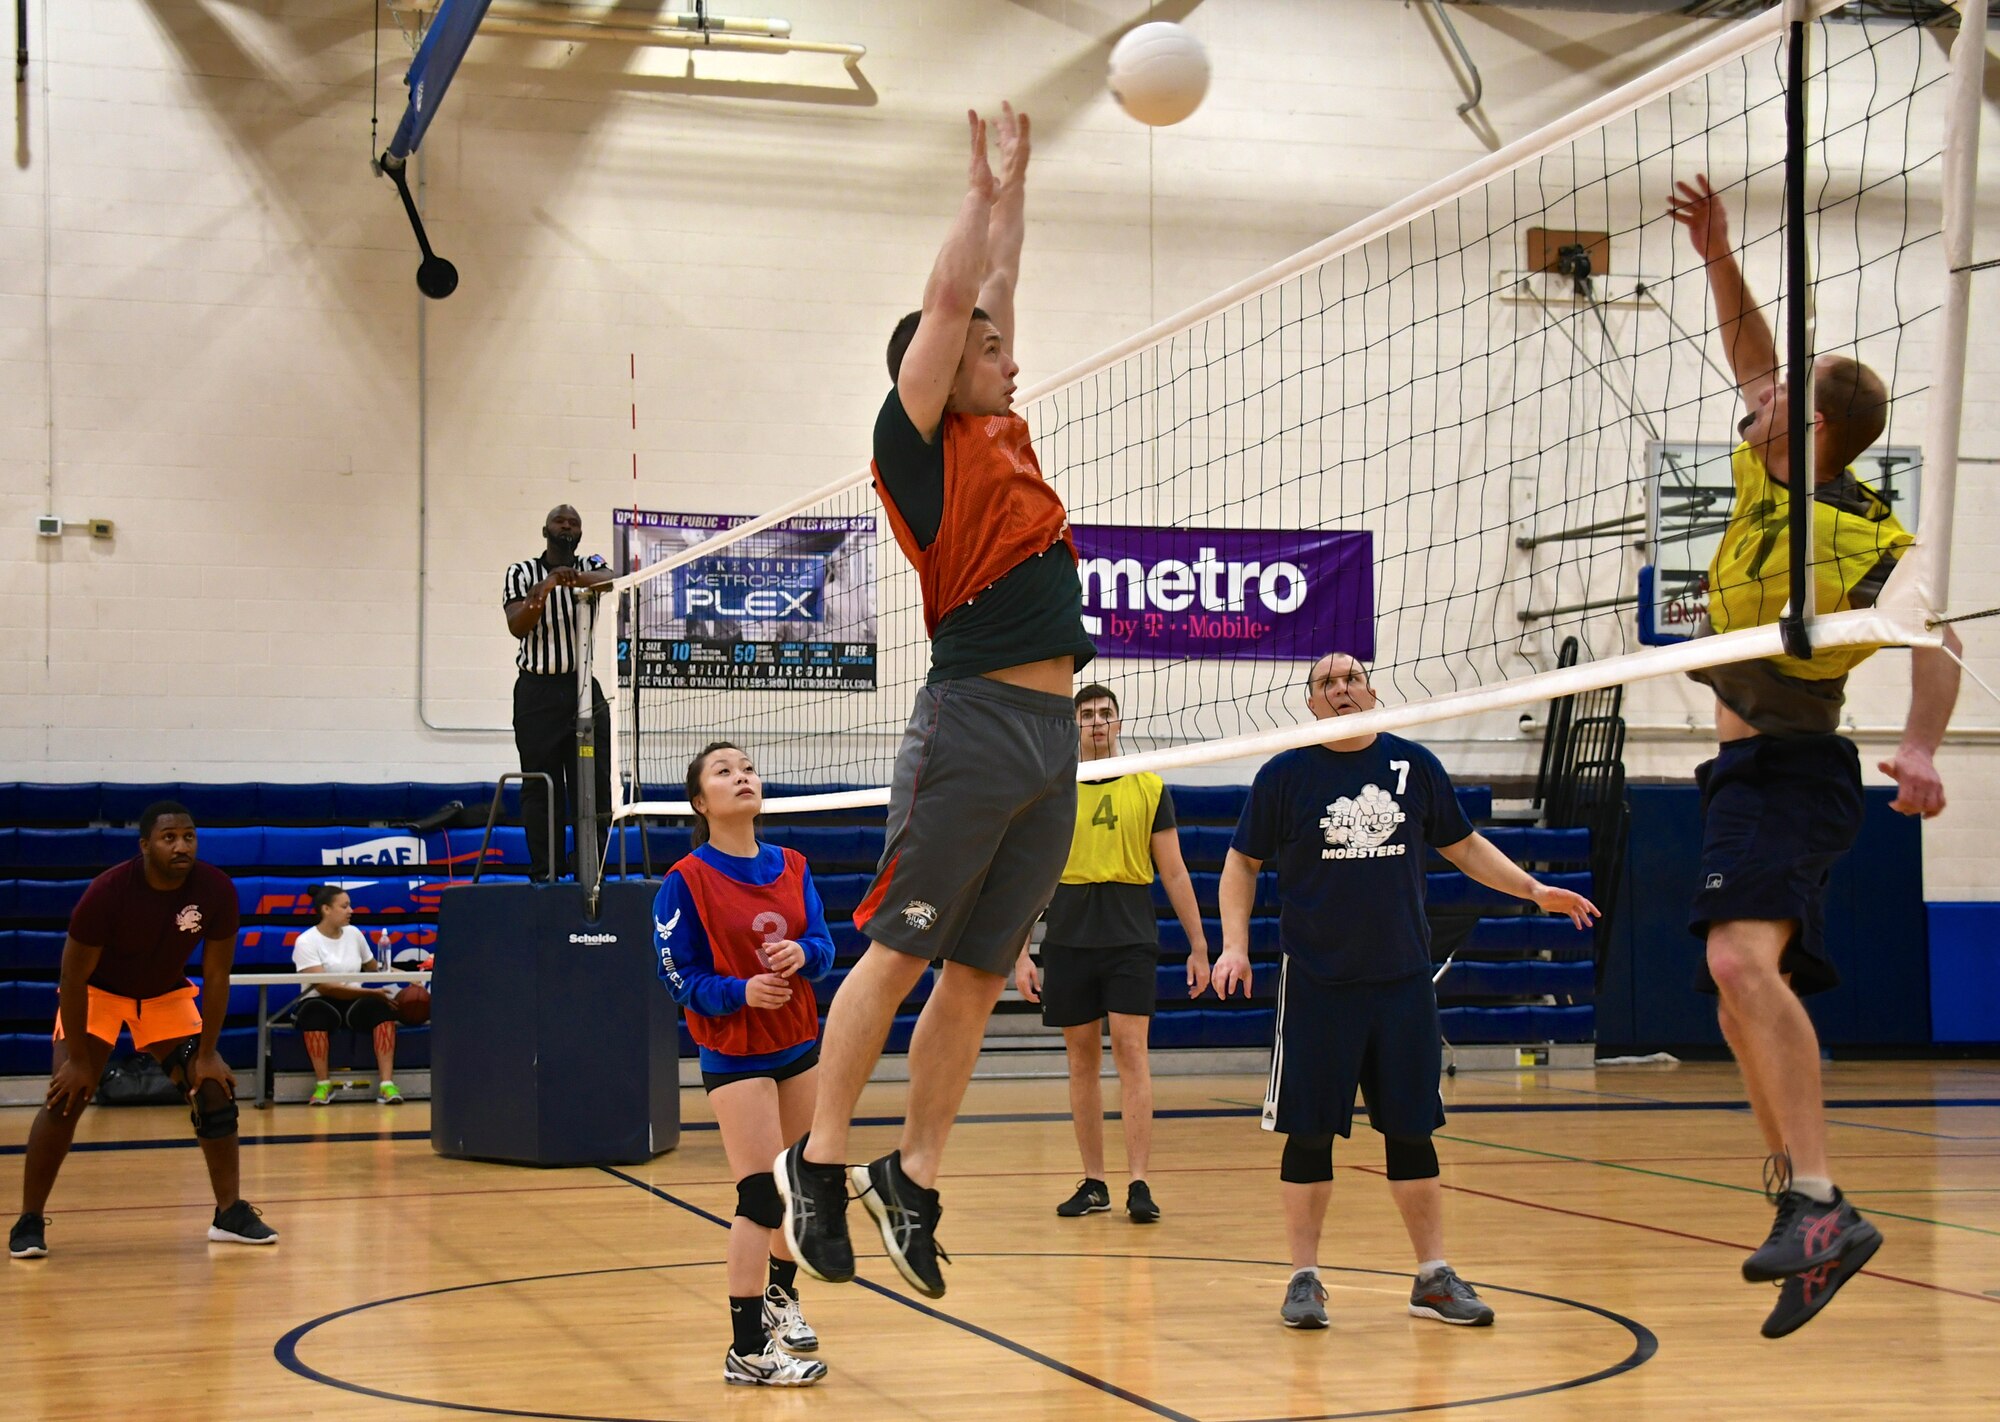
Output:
top-left (1076, 708), bottom-right (1119, 724)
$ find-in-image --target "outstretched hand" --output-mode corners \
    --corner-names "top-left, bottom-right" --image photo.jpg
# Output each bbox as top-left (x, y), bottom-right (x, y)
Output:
top-left (992, 101), bottom-right (1031, 191)
top-left (966, 109), bottom-right (995, 200)
top-left (1533, 884), bottom-right (1601, 931)
top-left (1667, 173), bottom-right (1729, 260)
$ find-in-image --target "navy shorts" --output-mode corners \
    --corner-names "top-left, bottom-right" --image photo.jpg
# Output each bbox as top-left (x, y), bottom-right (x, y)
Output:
top-left (1261, 964), bottom-right (1445, 1140)
top-left (700, 1045), bottom-right (820, 1095)
top-left (1689, 734), bottom-right (1864, 998)
top-left (1039, 941), bottom-right (1159, 1027)
top-left (854, 678), bottom-right (1078, 977)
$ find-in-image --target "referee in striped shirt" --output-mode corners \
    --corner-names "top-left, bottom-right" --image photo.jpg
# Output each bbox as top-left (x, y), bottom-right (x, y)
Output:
top-left (503, 505), bottom-right (614, 882)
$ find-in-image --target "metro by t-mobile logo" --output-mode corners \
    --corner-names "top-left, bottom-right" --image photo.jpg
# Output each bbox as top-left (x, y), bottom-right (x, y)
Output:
top-left (1077, 546), bottom-right (1308, 635)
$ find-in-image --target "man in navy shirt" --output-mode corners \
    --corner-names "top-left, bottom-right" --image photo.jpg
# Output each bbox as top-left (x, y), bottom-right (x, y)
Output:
top-left (1213, 653), bottom-right (1597, 1331)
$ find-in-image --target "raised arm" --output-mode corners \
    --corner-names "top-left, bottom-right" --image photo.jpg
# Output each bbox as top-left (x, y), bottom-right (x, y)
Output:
top-left (978, 102), bottom-right (1030, 357)
top-left (1668, 174), bottom-right (1778, 407)
top-left (898, 111), bottom-right (998, 441)
top-left (1878, 624), bottom-right (1962, 817)
top-left (1434, 833), bottom-right (1599, 929)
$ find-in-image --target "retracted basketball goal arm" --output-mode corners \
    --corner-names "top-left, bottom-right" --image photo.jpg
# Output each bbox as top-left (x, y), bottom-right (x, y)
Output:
top-left (379, 0), bottom-right (493, 300)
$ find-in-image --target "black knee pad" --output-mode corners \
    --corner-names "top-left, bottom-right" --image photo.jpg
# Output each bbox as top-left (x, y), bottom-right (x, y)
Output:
top-left (736, 1171), bottom-right (783, 1228)
top-left (190, 1080), bottom-right (239, 1140)
top-left (1383, 1135), bottom-right (1439, 1181)
top-left (161, 1036), bottom-right (198, 1089)
top-left (1280, 1134), bottom-right (1335, 1184)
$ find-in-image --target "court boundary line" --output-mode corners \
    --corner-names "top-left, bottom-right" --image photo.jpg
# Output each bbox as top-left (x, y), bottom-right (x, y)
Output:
top-left (8, 1094), bottom-right (1997, 1158)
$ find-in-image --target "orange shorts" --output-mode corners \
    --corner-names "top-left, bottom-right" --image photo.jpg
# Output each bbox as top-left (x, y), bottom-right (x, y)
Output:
top-left (52, 984), bottom-right (203, 1050)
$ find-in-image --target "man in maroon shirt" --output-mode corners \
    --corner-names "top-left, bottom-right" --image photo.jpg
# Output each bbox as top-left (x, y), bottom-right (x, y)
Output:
top-left (9, 803), bottom-right (279, 1259)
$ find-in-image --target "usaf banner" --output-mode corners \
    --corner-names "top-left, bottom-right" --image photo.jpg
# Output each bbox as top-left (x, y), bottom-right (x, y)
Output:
top-left (1071, 525), bottom-right (1374, 661)
top-left (615, 509), bottom-right (878, 691)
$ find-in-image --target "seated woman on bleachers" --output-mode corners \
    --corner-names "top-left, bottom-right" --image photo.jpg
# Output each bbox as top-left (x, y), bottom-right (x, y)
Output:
top-left (654, 742), bottom-right (834, 1387)
top-left (291, 886), bottom-right (402, 1106)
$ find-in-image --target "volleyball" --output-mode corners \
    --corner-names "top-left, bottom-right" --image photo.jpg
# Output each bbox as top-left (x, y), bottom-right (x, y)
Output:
top-left (1108, 22), bottom-right (1210, 127)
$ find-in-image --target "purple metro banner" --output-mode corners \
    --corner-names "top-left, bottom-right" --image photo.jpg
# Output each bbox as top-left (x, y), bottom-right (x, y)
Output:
top-left (1070, 525), bottom-right (1375, 661)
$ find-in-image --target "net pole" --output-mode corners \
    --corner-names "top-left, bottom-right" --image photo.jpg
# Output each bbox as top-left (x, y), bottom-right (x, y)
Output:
top-left (574, 589), bottom-right (602, 910)
top-left (1780, 0), bottom-right (1815, 663)
top-left (1886, 0), bottom-right (1987, 620)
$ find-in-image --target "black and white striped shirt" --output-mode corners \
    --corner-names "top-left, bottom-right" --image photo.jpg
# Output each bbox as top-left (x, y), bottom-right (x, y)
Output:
top-left (504, 553), bottom-right (611, 674)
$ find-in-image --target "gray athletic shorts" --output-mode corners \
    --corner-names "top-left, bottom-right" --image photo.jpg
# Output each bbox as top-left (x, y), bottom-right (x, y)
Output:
top-left (854, 676), bottom-right (1078, 977)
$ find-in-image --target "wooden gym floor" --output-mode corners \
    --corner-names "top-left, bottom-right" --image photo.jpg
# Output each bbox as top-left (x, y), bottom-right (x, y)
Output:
top-left (4, 1061), bottom-right (1997, 1420)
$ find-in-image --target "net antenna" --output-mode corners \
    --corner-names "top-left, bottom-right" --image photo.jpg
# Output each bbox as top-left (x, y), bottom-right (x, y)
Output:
top-left (378, 0), bottom-right (492, 299)
top-left (615, 0), bottom-right (1978, 821)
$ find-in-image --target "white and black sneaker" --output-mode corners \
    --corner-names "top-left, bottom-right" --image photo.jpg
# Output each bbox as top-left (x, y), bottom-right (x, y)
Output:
top-left (207, 1200), bottom-right (279, 1245)
top-left (852, 1150), bottom-right (949, 1299)
top-left (762, 1284), bottom-right (818, 1352)
top-left (724, 1340), bottom-right (828, 1387)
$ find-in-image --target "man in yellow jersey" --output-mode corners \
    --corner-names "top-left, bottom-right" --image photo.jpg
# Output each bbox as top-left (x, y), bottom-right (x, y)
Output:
top-left (1014, 684), bottom-right (1210, 1224)
top-left (1669, 175), bottom-right (1962, 1338)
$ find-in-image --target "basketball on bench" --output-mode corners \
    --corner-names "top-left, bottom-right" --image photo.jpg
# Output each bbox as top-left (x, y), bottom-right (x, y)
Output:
top-left (396, 983), bottom-right (432, 1026)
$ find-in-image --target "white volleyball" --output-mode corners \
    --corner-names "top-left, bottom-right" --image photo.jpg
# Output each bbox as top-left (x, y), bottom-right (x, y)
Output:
top-left (1108, 22), bottom-right (1210, 128)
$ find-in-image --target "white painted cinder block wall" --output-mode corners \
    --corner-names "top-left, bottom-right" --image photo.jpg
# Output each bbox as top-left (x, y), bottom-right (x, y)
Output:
top-left (4, 1), bottom-right (1995, 896)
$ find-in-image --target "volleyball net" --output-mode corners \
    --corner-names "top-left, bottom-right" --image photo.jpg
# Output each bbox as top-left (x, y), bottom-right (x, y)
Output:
top-left (608, 0), bottom-right (1982, 819)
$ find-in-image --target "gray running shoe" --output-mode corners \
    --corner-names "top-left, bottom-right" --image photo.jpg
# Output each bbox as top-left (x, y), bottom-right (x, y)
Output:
top-left (1280, 1269), bottom-right (1329, 1329)
top-left (1409, 1266), bottom-right (1495, 1326)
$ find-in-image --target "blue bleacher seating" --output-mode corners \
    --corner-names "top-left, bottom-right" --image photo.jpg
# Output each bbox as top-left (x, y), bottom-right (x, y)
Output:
top-left (331, 782), bottom-right (416, 823)
top-left (2, 931), bottom-right (65, 973)
top-left (10, 981), bottom-right (57, 1020)
top-left (1202, 1006), bottom-right (1276, 1048)
top-left (1439, 959), bottom-right (1594, 999)
top-left (15, 880), bottom-right (88, 920)
top-left (258, 782), bottom-right (339, 821)
top-left (1462, 915), bottom-right (1595, 957)
top-left (1425, 869), bottom-right (1593, 913)
top-left (172, 783), bottom-right (266, 822)
top-left (1440, 1004), bottom-right (1595, 1044)
top-left (0, 881), bottom-right (15, 918)
top-left (0, 782), bottom-right (17, 825)
top-left (97, 783), bottom-right (184, 824)
top-left (1147, 1010), bottom-right (1205, 1048)
top-left (9, 827), bottom-right (116, 870)
top-left (196, 827), bottom-right (266, 868)
top-left (0, 1035), bottom-right (47, 1075)
top-left (16, 783), bottom-right (102, 823)
top-left (812, 873), bottom-right (874, 922)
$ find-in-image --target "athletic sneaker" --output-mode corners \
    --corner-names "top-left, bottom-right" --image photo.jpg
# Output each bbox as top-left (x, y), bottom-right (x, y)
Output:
top-left (1280, 1270), bottom-right (1329, 1329)
top-left (1742, 1189), bottom-right (1878, 1283)
top-left (208, 1200), bottom-right (279, 1245)
top-left (775, 1141), bottom-right (854, 1285)
top-left (9, 1214), bottom-right (48, 1259)
top-left (723, 1340), bottom-right (828, 1387)
top-left (308, 1081), bottom-right (334, 1107)
top-left (762, 1284), bottom-right (818, 1352)
top-left (1056, 1179), bottom-right (1110, 1217)
top-left (377, 1082), bottom-right (404, 1105)
top-left (1126, 1180), bottom-right (1160, 1224)
top-left (852, 1151), bottom-right (949, 1299)
top-left (1760, 1223), bottom-right (1882, 1339)
top-left (1409, 1266), bottom-right (1496, 1326)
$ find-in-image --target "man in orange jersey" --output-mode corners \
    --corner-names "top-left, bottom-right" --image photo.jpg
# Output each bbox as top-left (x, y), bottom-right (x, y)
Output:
top-left (778, 102), bottom-right (1094, 1301)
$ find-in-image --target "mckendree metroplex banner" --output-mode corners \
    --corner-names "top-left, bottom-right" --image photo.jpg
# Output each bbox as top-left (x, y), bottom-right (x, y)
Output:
top-left (1070, 525), bottom-right (1375, 661)
top-left (615, 509), bottom-right (878, 691)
